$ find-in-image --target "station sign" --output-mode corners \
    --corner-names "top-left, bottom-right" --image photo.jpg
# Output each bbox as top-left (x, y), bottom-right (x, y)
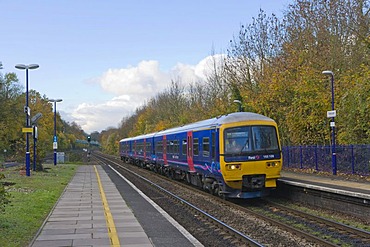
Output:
top-left (22, 127), bottom-right (33, 133)
top-left (327, 110), bottom-right (336, 118)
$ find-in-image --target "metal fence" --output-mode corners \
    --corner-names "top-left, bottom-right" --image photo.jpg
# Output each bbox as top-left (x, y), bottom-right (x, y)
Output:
top-left (282, 145), bottom-right (370, 176)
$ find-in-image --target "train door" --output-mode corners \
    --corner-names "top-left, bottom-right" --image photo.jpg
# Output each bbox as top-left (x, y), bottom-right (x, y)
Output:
top-left (163, 135), bottom-right (167, 165)
top-left (129, 141), bottom-right (132, 158)
top-left (143, 139), bottom-right (146, 160)
top-left (134, 140), bottom-right (137, 158)
top-left (212, 132), bottom-right (216, 161)
top-left (187, 131), bottom-right (195, 172)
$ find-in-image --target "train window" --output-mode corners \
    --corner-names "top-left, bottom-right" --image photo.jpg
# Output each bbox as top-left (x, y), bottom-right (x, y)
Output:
top-left (167, 141), bottom-right (172, 154)
top-left (172, 141), bottom-right (175, 154)
top-left (224, 126), bottom-right (279, 156)
top-left (193, 138), bottom-right (199, 156)
top-left (224, 127), bottom-right (250, 154)
top-left (156, 141), bottom-right (162, 153)
top-left (182, 140), bottom-right (187, 155)
top-left (173, 140), bottom-right (179, 154)
top-left (202, 137), bottom-right (210, 157)
top-left (252, 126), bottom-right (279, 150)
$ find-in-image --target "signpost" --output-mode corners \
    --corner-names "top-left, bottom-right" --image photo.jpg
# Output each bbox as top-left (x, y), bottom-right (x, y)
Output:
top-left (322, 70), bottom-right (337, 175)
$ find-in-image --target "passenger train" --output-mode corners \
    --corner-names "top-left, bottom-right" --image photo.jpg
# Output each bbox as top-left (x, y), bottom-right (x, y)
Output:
top-left (119, 112), bottom-right (282, 199)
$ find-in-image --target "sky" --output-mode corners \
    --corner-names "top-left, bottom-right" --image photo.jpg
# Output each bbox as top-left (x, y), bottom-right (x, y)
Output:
top-left (1, 0), bottom-right (292, 133)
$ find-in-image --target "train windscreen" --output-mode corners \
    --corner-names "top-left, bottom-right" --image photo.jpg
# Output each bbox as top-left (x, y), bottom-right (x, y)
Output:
top-left (224, 125), bottom-right (280, 161)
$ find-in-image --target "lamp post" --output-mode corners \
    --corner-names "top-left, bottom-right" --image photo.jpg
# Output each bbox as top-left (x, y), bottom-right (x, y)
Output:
top-left (15, 64), bottom-right (39, 176)
top-left (49, 99), bottom-right (63, 165)
top-left (322, 70), bottom-right (337, 175)
top-left (233, 99), bottom-right (242, 112)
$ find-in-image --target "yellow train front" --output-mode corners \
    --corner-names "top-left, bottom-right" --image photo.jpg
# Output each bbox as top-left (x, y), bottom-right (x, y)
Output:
top-left (216, 112), bottom-right (282, 198)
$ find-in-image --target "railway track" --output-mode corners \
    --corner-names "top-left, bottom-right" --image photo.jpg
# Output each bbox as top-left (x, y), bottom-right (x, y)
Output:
top-left (93, 153), bottom-right (264, 246)
top-left (93, 152), bottom-right (370, 246)
top-left (252, 200), bottom-right (370, 245)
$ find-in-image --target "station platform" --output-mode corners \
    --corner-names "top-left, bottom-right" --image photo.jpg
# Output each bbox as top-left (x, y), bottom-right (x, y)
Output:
top-left (279, 170), bottom-right (370, 199)
top-left (30, 165), bottom-right (202, 247)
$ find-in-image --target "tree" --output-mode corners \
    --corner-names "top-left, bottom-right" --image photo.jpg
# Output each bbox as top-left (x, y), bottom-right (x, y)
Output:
top-left (106, 0), bottom-right (370, 150)
top-left (337, 66), bottom-right (370, 144)
top-left (280, 0), bottom-right (370, 144)
top-left (0, 72), bottom-right (23, 159)
top-left (223, 0), bottom-right (370, 145)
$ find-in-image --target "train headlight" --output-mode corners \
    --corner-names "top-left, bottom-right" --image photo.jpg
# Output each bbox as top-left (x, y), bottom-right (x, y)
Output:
top-left (227, 164), bottom-right (241, 170)
top-left (266, 161), bottom-right (280, 168)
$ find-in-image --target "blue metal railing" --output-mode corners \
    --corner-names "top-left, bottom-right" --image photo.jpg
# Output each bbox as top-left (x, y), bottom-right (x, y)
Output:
top-left (282, 145), bottom-right (370, 176)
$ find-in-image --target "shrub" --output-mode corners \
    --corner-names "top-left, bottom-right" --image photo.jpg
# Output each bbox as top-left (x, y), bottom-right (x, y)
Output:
top-left (0, 173), bottom-right (10, 213)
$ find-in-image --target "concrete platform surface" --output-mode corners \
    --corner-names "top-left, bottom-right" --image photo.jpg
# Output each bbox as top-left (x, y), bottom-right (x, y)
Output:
top-left (280, 170), bottom-right (370, 199)
top-left (30, 165), bottom-right (153, 247)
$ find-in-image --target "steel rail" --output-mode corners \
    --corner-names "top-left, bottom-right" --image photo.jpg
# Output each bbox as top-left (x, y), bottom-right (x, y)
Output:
top-left (94, 152), bottom-right (365, 246)
top-left (93, 153), bottom-right (264, 247)
top-left (263, 200), bottom-right (370, 245)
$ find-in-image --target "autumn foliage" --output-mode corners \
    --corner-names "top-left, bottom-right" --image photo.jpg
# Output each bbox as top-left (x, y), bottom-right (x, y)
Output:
top-left (1, 1), bottom-right (368, 157)
top-left (97, 0), bottom-right (370, 155)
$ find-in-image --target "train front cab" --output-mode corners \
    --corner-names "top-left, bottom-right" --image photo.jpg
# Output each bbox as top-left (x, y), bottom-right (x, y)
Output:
top-left (219, 120), bottom-right (282, 198)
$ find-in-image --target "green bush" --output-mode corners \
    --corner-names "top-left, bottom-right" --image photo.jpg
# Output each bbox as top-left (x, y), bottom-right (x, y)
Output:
top-left (0, 173), bottom-right (10, 213)
top-left (67, 151), bottom-right (84, 163)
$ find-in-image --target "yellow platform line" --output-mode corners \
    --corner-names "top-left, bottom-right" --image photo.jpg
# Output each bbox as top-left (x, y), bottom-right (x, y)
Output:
top-left (94, 165), bottom-right (121, 247)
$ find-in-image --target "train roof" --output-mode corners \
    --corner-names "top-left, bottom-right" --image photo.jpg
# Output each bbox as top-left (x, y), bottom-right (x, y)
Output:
top-left (119, 132), bottom-right (156, 143)
top-left (155, 112), bottom-right (274, 136)
top-left (130, 132), bottom-right (156, 141)
top-left (119, 112), bottom-right (275, 142)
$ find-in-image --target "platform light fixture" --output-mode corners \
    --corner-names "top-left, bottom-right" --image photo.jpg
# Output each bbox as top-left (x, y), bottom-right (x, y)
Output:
top-left (49, 99), bottom-right (63, 165)
top-left (322, 70), bottom-right (337, 175)
top-left (233, 99), bottom-right (242, 112)
top-left (15, 63), bottom-right (39, 176)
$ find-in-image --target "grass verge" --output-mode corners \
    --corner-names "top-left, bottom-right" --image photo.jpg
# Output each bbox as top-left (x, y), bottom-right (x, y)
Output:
top-left (0, 163), bottom-right (79, 247)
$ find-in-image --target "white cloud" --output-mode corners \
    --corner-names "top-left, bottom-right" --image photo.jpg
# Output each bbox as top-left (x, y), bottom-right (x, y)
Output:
top-left (195, 53), bottom-right (225, 79)
top-left (70, 55), bottom-right (225, 133)
top-left (99, 60), bottom-right (169, 97)
top-left (69, 95), bottom-right (134, 133)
